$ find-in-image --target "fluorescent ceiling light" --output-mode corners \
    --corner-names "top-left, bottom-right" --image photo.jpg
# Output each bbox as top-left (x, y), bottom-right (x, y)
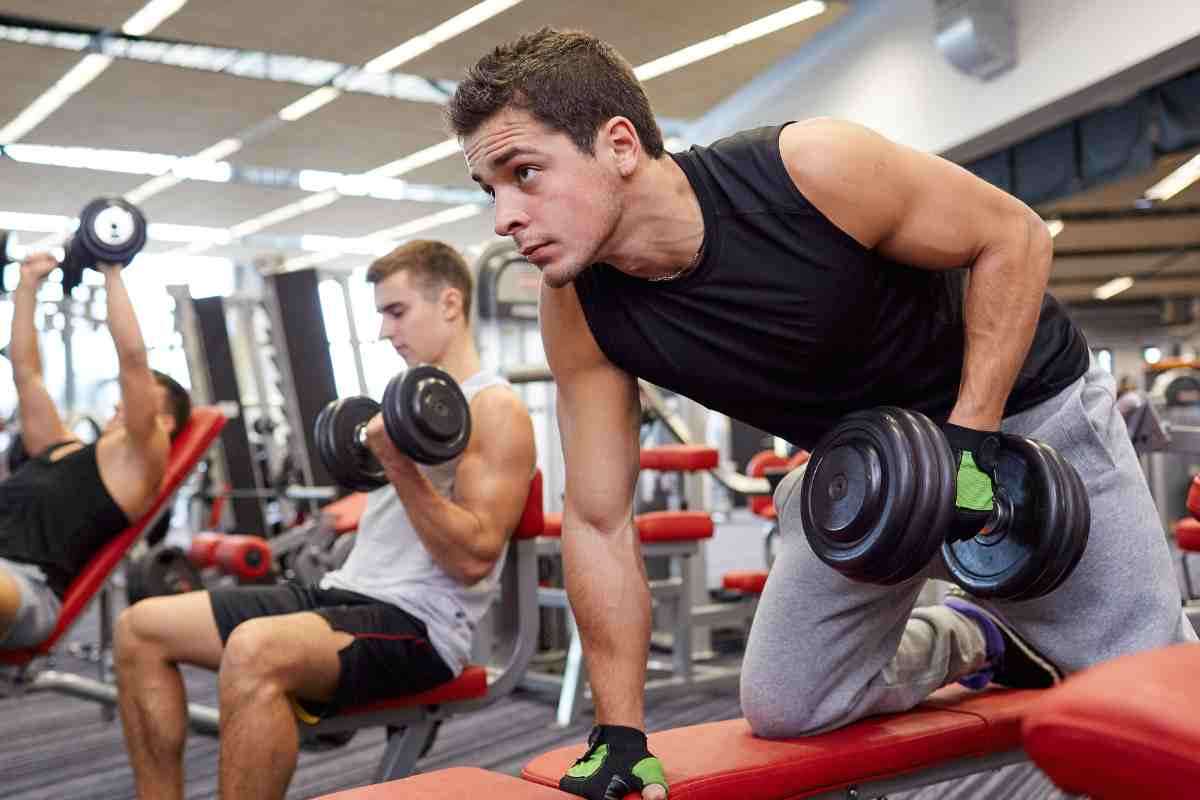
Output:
top-left (363, 0), bottom-right (524, 73)
top-left (1046, 219), bottom-right (1064, 238)
top-left (369, 138), bottom-right (462, 178)
top-left (278, 87), bottom-right (342, 121)
top-left (0, 1), bottom-right (185, 143)
top-left (227, 191), bottom-right (341, 239)
top-left (369, 204), bottom-right (483, 241)
top-left (0, 212), bottom-right (74, 234)
top-left (635, 0), bottom-right (827, 81)
top-left (125, 174), bottom-right (184, 205)
top-left (1092, 276), bottom-right (1134, 300)
top-left (0, 54), bottom-right (112, 143)
top-left (121, 0), bottom-right (189, 36)
top-left (194, 138), bottom-right (243, 161)
top-left (1143, 152), bottom-right (1200, 203)
top-left (147, 222), bottom-right (231, 245)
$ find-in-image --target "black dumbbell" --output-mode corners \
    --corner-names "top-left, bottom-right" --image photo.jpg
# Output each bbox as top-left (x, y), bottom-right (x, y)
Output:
top-left (61, 197), bottom-right (148, 292)
top-left (314, 365), bottom-right (472, 490)
top-left (798, 407), bottom-right (1090, 601)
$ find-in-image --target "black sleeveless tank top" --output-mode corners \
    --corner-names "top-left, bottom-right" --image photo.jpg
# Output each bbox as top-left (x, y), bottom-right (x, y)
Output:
top-left (574, 124), bottom-right (1089, 449)
top-left (0, 441), bottom-right (130, 597)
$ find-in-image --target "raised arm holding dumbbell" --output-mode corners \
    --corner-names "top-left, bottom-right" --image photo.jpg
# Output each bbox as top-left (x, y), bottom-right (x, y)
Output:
top-left (0, 196), bottom-right (191, 653)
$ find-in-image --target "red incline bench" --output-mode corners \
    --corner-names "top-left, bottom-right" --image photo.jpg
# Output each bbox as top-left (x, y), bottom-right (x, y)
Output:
top-left (315, 685), bottom-right (1040, 799)
top-left (0, 408), bottom-right (227, 688)
top-left (1023, 642), bottom-right (1200, 799)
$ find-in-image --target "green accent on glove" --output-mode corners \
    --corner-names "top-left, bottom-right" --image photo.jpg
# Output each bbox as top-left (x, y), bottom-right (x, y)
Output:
top-left (633, 756), bottom-right (668, 793)
top-left (567, 744), bottom-right (609, 778)
top-left (956, 452), bottom-right (994, 512)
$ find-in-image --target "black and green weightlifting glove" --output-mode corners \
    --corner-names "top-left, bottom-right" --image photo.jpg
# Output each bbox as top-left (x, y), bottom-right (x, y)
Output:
top-left (559, 724), bottom-right (668, 800)
top-left (942, 423), bottom-right (999, 540)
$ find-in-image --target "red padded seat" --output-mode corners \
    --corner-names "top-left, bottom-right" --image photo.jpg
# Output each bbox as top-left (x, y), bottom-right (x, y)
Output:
top-left (1175, 517), bottom-right (1200, 552)
top-left (0, 408), bottom-right (227, 665)
top-left (315, 767), bottom-right (571, 799)
top-left (634, 511), bottom-right (713, 541)
top-left (524, 686), bottom-right (1039, 800)
top-left (1023, 643), bottom-right (1200, 799)
top-left (541, 510), bottom-right (712, 542)
top-left (723, 569), bottom-right (769, 595)
top-left (641, 445), bottom-right (719, 472)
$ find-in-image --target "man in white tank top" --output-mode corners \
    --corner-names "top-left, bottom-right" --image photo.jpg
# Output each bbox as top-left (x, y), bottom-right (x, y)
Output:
top-left (113, 240), bottom-right (537, 800)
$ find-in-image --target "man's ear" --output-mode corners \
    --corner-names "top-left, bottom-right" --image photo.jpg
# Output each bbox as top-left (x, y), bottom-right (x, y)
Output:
top-left (441, 286), bottom-right (464, 321)
top-left (600, 116), bottom-right (641, 177)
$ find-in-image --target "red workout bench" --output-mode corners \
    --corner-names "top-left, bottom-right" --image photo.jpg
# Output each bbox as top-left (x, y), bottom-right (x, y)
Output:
top-left (1023, 642), bottom-right (1200, 799)
top-left (0, 408), bottom-right (227, 695)
top-left (315, 685), bottom-right (1040, 800)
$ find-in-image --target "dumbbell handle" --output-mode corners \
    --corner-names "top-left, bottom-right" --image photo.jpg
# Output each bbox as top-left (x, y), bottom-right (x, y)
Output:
top-left (353, 422), bottom-right (371, 452)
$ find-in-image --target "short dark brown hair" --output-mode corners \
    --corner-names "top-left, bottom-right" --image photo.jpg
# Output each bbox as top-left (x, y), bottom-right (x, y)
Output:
top-left (446, 27), bottom-right (664, 160)
top-left (152, 369), bottom-right (191, 442)
top-left (366, 240), bottom-right (474, 323)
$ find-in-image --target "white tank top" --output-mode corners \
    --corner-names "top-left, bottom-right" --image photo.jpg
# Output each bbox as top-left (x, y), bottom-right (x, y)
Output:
top-left (319, 370), bottom-right (514, 674)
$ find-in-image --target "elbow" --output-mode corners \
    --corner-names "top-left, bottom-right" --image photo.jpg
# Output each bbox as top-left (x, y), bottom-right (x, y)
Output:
top-left (457, 555), bottom-right (499, 586)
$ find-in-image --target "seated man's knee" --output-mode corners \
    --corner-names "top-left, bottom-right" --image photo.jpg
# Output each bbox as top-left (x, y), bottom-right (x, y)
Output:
top-left (219, 618), bottom-right (288, 688)
top-left (115, 602), bottom-right (156, 662)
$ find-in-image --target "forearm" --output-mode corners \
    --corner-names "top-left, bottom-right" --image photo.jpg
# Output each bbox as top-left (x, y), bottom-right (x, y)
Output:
top-left (103, 268), bottom-right (150, 368)
top-left (10, 282), bottom-right (43, 384)
top-left (561, 514), bottom-right (651, 728)
top-left (378, 455), bottom-right (497, 583)
top-left (951, 212), bottom-right (1053, 430)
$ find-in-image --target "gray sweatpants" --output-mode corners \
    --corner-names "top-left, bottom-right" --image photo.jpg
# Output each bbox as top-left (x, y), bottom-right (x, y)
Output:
top-left (742, 356), bottom-right (1197, 741)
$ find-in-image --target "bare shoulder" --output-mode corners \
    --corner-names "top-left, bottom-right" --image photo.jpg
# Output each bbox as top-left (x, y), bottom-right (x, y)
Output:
top-left (778, 118), bottom-right (893, 189)
top-left (468, 384), bottom-right (535, 454)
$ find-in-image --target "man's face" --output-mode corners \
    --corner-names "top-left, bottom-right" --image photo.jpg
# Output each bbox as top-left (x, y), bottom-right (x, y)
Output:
top-left (374, 270), bottom-right (453, 366)
top-left (465, 108), bottom-right (620, 289)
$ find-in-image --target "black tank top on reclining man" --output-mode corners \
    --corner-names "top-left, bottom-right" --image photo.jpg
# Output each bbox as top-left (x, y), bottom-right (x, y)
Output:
top-left (574, 123), bottom-right (1089, 451)
top-left (0, 441), bottom-right (129, 598)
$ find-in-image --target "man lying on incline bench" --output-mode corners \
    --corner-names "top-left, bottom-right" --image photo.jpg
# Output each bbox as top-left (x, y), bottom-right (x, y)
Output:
top-left (115, 240), bottom-right (537, 800)
top-left (0, 252), bottom-right (191, 651)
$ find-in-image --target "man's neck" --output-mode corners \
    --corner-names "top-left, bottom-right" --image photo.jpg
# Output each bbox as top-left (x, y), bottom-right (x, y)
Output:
top-left (602, 156), bottom-right (705, 281)
top-left (432, 332), bottom-right (483, 385)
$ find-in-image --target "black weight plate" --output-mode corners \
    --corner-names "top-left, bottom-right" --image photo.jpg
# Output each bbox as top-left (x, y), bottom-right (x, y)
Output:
top-left (801, 407), bottom-right (946, 584)
top-left (943, 435), bottom-right (1059, 600)
top-left (382, 365), bottom-right (471, 465)
top-left (76, 197), bottom-right (148, 265)
top-left (896, 408), bottom-right (958, 583)
top-left (126, 545), bottom-right (203, 605)
top-left (1009, 439), bottom-right (1076, 601)
top-left (314, 396), bottom-right (386, 491)
top-left (1036, 448), bottom-right (1094, 597)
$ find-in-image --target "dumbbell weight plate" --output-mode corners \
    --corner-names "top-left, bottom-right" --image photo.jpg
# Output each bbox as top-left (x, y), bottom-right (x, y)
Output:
top-left (314, 396), bottom-right (387, 491)
top-left (125, 544), bottom-right (203, 605)
top-left (942, 435), bottom-right (1063, 600)
top-left (800, 407), bottom-right (953, 584)
top-left (76, 197), bottom-right (148, 266)
top-left (1018, 444), bottom-right (1090, 600)
top-left (381, 365), bottom-right (471, 465)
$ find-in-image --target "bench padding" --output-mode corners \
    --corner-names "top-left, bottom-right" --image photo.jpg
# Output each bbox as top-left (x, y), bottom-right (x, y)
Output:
top-left (1022, 643), bottom-right (1200, 799)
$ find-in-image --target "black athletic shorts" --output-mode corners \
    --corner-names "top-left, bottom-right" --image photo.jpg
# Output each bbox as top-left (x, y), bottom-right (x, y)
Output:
top-left (208, 582), bottom-right (454, 716)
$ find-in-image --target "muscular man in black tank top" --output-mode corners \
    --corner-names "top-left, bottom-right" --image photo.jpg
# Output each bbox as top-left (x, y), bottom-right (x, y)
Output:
top-left (0, 252), bottom-right (191, 649)
top-left (450, 29), bottom-right (1191, 800)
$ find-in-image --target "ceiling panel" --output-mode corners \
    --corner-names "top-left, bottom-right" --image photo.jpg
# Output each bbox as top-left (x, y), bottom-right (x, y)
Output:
top-left (0, 160), bottom-right (144, 217)
top-left (267, 196), bottom-right (448, 238)
top-left (1, 1), bottom-right (147, 29)
top-left (0, 43), bottom-right (87, 127)
top-left (137, 181), bottom-right (309, 229)
top-left (234, 94), bottom-right (452, 174)
top-left (28, 60), bottom-right (301, 154)
top-left (404, 155), bottom-right (477, 192)
top-left (404, 0), bottom-right (847, 85)
top-left (1053, 217), bottom-right (1200, 251)
top-left (156, 0), bottom-right (479, 68)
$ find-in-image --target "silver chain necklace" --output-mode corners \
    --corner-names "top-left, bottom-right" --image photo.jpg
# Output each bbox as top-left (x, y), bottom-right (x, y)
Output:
top-left (647, 240), bottom-right (704, 283)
